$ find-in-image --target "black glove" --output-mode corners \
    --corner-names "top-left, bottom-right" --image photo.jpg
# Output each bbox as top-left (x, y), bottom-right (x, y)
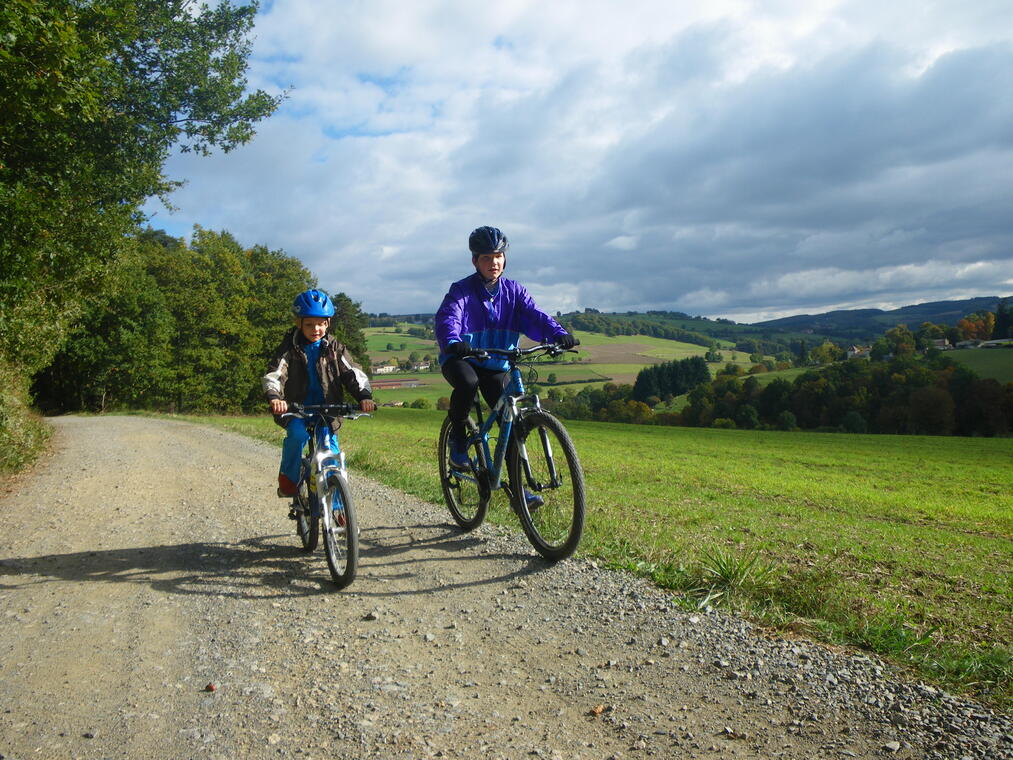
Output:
top-left (447, 341), bottom-right (473, 357)
top-left (557, 333), bottom-right (578, 350)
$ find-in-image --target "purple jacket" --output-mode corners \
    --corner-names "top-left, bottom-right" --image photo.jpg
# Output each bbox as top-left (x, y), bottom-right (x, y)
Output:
top-left (435, 273), bottom-right (568, 371)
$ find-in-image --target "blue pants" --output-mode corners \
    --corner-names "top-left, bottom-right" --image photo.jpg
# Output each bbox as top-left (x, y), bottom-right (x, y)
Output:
top-left (280, 418), bottom-right (339, 484)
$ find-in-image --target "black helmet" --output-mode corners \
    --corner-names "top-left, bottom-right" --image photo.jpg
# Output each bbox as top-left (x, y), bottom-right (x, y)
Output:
top-left (468, 226), bottom-right (509, 256)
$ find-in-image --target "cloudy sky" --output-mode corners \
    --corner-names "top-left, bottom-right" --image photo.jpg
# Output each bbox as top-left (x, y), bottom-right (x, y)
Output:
top-left (144, 0), bottom-right (1013, 323)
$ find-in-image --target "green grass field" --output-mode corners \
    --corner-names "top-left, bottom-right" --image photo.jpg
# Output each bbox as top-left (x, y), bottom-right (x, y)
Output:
top-left (183, 408), bottom-right (1012, 707)
top-left (950, 348), bottom-right (1013, 384)
top-left (364, 327), bottom-right (438, 367)
top-left (363, 329), bottom-right (776, 402)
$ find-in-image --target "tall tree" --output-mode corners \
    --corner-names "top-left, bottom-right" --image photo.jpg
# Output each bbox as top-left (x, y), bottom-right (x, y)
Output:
top-left (1, 0), bottom-right (280, 376)
top-left (31, 235), bottom-right (176, 412)
top-left (991, 298), bottom-right (1011, 339)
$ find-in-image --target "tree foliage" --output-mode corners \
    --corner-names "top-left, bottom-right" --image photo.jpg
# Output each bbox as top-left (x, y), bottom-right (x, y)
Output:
top-left (632, 356), bottom-right (710, 404)
top-left (678, 355), bottom-right (1012, 436)
top-left (1, 0), bottom-right (279, 467)
top-left (33, 228), bottom-right (373, 414)
top-left (1, 0), bottom-right (281, 377)
top-left (958, 312), bottom-right (997, 341)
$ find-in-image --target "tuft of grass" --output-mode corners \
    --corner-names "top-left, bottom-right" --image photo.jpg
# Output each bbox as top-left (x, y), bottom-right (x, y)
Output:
top-left (612, 547), bottom-right (780, 613)
top-left (696, 548), bottom-right (777, 598)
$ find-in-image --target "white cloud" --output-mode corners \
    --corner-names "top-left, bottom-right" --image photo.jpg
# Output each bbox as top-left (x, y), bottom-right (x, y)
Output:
top-left (145, 0), bottom-right (1013, 321)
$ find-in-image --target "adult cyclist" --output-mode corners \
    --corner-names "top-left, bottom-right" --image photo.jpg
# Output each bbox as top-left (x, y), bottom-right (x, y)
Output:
top-left (435, 226), bottom-right (578, 502)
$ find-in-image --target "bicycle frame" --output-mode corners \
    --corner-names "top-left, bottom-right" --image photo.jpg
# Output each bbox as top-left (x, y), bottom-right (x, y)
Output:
top-left (304, 419), bottom-right (346, 517)
top-left (440, 341), bottom-right (585, 560)
top-left (466, 353), bottom-right (545, 492)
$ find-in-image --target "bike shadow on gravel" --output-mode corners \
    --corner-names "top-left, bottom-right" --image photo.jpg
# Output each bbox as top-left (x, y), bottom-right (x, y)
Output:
top-left (351, 521), bottom-right (561, 597)
top-left (0, 535), bottom-right (373, 599)
top-left (0, 521), bottom-right (556, 599)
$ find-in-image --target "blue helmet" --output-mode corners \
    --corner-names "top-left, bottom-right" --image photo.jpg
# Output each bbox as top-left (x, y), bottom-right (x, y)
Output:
top-left (292, 289), bottom-right (335, 318)
top-left (468, 226), bottom-right (509, 256)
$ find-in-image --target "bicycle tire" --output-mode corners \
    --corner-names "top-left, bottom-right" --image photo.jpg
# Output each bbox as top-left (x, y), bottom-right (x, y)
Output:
top-left (507, 410), bottom-right (586, 561)
top-left (438, 416), bottom-right (490, 531)
top-left (294, 457), bottom-right (318, 552)
top-left (322, 471), bottom-right (358, 588)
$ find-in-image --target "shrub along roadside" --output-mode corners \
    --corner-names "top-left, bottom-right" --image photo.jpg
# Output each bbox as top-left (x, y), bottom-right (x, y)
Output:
top-left (0, 360), bottom-right (50, 476)
top-left (164, 409), bottom-right (1012, 708)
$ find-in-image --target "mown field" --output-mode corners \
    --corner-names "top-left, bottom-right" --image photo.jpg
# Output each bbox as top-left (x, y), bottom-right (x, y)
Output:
top-left (363, 326), bottom-right (784, 404)
top-left (183, 408), bottom-right (1013, 708)
top-left (950, 347), bottom-right (1013, 384)
top-left (363, 327), bottom-right (1013, 414)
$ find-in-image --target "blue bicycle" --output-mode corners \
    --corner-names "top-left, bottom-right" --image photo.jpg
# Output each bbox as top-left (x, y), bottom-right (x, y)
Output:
top-left (281, 402), bottom-right (369, 588)
top-left (437, 342), bottom-right (586, 561)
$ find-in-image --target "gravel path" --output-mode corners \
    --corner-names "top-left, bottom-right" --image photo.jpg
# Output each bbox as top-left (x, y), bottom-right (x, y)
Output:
top-left (0, 415), bottom-right (1009, 760)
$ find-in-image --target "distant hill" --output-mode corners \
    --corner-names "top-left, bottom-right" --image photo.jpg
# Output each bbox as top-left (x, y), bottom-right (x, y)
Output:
top-left (752, 297), bottom-right (1005, 340)
top-left (371, 296), bottom-right (1007, 346)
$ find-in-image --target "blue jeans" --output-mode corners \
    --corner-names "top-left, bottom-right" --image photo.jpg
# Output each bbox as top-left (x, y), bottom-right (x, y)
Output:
top-left (280, 418), bottom-right (339, 484)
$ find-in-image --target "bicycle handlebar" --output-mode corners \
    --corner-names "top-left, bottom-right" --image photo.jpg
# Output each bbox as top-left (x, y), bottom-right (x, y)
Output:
top-left (466, 341), bottom-right (578, 363)
top-left (281, 402), bottom-right (372, 421)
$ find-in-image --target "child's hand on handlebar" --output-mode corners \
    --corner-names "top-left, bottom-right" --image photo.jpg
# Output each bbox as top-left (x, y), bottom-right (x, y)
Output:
top-left (270, 399), bottom-right (288, 415)
top-left (359, 399), bottom-right (377, 413)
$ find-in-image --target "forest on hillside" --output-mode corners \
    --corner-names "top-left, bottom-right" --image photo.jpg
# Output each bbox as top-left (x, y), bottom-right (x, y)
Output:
top-left (31, 228), bottom-right (371, 415)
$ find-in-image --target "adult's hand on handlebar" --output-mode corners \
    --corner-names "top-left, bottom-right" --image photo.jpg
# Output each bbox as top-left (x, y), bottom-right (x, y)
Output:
top-left (447, 341), bottom-right (473, 357)
top-left (270, 399), bottom-right (288, 415)
top-left (359, 399), bottom-right (377, 413)
top-left (557, 332), bottom-right (579, 350)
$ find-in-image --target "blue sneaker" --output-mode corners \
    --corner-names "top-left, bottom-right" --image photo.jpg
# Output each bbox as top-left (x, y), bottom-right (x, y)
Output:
top-left (448, 434), bottom-right (470, 470)
top-left (523, 489), bottom-right (544, 510)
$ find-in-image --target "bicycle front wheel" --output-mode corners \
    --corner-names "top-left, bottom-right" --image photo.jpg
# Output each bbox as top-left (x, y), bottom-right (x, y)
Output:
top-left (438, 416), bottom-right (489, 531)
top-left (508, 410), bottom-right (586, 561)
top-left (322, 471), bottom-right (358, 588)
top-left (294, 458), bottom-right (318, 552)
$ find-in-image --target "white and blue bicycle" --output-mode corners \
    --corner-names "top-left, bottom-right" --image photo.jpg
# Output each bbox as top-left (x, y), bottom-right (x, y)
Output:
top-left (281, 402), bottom-right (369, 588)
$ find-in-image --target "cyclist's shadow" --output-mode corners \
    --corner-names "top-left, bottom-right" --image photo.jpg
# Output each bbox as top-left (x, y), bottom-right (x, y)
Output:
top-left (0, 522), bottom-right (556, 599)
top-left (355, 520), bottom-right (558, 596)
top-left (0, 535), bottom-right (346, 599)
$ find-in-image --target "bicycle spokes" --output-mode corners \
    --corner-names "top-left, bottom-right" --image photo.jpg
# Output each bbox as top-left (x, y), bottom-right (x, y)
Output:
top-left (509, 411), bottom-right (585, 561)
top-left (439, 416), bottom-right (490, 531)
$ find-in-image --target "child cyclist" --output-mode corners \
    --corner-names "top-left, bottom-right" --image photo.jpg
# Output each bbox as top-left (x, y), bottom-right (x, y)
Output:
top-left (435, 226), bottom-right (578, 503)
top-left (263, 289), bottom-right (376, 504)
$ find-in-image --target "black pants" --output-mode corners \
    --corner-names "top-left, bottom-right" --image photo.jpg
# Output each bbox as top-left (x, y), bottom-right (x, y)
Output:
top-left (441, 358), bottom-right (508, 438)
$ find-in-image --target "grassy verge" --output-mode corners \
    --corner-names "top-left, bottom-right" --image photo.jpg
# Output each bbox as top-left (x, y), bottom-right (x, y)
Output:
top-left (0, 361), bottom-right (51, 477)
top-left (175, 408), bottom-right (1013, 708)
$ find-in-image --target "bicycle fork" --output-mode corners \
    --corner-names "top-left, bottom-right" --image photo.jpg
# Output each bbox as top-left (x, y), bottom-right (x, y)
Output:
top-left (516, 422), bottom-right (563, 494)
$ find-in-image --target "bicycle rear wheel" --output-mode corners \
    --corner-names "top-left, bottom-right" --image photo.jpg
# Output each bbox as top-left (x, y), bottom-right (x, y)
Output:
top-left (294, 457), bottom-right (318, 552)
top-left (322, 471), bottom-right (358, 588)
top-left (508, 410), bottom-right (585, 561)
top-left (438, 416), bottom-right (490, 531)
